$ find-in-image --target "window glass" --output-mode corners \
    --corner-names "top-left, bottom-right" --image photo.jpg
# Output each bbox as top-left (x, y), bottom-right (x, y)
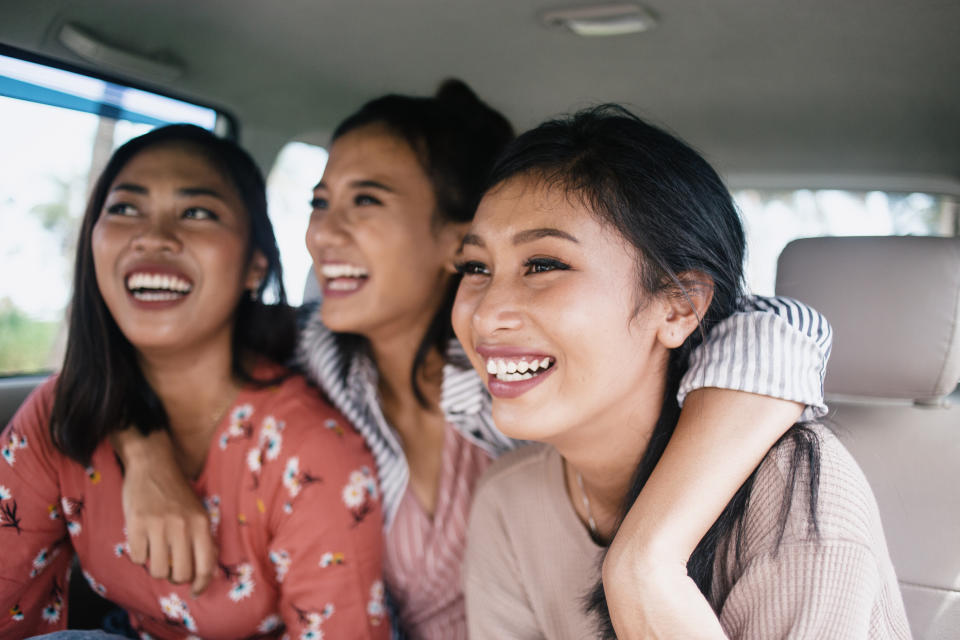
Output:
top-left (0, 50), bottom-right (230, 376)
top-left (734, 189), bottom-right (958, 295)
top-left (265, 142), bottom-right (329, 306)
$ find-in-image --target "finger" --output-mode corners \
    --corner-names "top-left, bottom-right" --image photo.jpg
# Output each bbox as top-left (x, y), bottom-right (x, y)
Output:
top-left (168, 521), bottom-right (193, 584)
top-left (191, 521), bottom-right (218, 596)
top-left (126, 522), bottom-right (148, 566)
top-left (147, 523), bottom-right (171, 580)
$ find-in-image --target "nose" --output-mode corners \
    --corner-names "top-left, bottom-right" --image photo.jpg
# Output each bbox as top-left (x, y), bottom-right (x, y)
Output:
top-left (306, 206), bottom-right (349, 251)
top-left (468, 273), bottom-right (525, 338)
top-left (132, 215), bottom-right (180, 254)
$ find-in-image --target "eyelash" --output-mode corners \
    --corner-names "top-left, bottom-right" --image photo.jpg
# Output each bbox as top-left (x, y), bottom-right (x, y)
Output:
top-left (453, 257), bottom-right (571, 276)
top-left (104, 203), bottom-right (218, 221)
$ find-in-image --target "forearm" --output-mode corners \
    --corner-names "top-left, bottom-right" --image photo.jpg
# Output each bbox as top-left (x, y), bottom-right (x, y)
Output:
top-left (605, 388), bottom-right (802, 639)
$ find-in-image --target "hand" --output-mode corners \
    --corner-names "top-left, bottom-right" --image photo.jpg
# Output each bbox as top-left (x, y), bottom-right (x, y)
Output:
top-left (113, 428), bottom-right (217, 595)
top-left (603, 388), bottom-right (802, 638)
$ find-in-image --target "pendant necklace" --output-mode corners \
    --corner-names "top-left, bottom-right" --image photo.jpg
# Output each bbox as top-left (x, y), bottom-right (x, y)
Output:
top-left (575, 469), bottom-right (599, 536)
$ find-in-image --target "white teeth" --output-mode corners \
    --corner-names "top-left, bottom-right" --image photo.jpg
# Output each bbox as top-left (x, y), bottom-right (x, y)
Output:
top-left (484, 357), bottom-right (554, 382)
top-left (126, 272), bottom-right (192, 293)
top-left (327, 279), bottom-right (362, 291)
top-left (132, 291), bottom-right (182, 302)
top-left (322, 263), bottom-right (368, 279)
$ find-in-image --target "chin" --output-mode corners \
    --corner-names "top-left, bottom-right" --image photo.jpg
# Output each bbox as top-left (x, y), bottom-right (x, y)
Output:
top-left (490, 403), bottom-right (565, 443)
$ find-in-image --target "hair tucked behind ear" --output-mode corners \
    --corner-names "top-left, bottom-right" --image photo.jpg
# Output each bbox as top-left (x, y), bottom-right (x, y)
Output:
top-left (329, 79), bottom-right (514, 405)
top-left (50, 125), bottom-right (296, 464)
top-left (482, 105), bottom-right (821, 637)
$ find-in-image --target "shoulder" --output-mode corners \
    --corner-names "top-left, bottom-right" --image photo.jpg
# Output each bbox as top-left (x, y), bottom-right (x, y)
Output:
top-left (5, 375), bottom-right (58, 447)
top-left (245, 369), bottom-right (366, 452)
top-left (746, 424), bottom-right (883, 549)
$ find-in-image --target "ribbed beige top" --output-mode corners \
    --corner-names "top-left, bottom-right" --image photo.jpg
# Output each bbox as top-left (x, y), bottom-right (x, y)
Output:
top-left (464, 427), bottom-right (911, 639)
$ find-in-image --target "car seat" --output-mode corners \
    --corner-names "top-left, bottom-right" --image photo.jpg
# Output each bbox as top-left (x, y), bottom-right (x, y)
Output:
top-left (776, 235), bottom-right (960, 640)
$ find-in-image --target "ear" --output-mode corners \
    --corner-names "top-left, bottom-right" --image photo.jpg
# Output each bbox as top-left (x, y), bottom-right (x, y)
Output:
top-left (654, 271), bottom-right (715, 349)
top-left (245, 250), bottom-right (269, 292)
top-left (439, 221), bottom-right (471, 274)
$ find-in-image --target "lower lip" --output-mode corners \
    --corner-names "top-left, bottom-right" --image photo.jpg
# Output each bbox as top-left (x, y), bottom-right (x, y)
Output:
top-left (323, 278), bottom-right (368, 298)
top-left (487, 365), bottom-right (556, 399)
top-left (127, 290), bottom-right (189, 310)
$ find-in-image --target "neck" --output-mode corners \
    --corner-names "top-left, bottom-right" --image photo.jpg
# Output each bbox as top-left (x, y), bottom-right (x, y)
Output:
top-left (137, 332), bottom-right (242, 475)
top-left (555, 367), bottom-right (668, 542)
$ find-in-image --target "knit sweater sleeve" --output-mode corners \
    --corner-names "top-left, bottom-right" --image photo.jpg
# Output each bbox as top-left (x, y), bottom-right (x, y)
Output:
top-left (678, 295), bottom-right (832, 421)
top-left (713, 427), bottom-right (911, 639)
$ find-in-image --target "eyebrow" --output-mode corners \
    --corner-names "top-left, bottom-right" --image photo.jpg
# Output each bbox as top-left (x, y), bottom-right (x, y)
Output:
top-left (313, 179), bottom-right (395, 193)
top-left (109, 184), bottom-right (227, 200)
top-left (460, 227), bottom-right (579, 249)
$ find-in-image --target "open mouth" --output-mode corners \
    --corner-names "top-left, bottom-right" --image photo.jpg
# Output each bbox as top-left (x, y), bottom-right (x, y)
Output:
top-left (125, 272), bottom-right (193, 302)
top-left (485, 357), bottom-right (555, 382)
top-left (321, 263), bottom-right (369, 292)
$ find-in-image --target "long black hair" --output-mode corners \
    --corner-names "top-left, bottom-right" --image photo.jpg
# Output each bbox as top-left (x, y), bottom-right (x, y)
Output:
top-left (484, 105), bottom-right (821, 637)
top-left (51, 124), bottom-right (297, 463)
top-left (329, 79), bottom-right (514, 405)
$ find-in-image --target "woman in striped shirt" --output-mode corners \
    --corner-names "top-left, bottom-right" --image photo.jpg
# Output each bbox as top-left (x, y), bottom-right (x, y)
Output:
top-left (118, 80), bottom-right (832, 639)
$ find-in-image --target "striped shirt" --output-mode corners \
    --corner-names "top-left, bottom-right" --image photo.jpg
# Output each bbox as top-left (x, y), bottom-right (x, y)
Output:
top-left (296, 295), bottom-right (831, 637)
top-left (297, 294), bottom-right (831, 529)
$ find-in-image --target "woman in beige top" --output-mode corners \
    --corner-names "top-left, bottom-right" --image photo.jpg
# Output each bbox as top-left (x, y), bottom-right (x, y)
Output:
top-left (454, 106), bottom-right (911, 639)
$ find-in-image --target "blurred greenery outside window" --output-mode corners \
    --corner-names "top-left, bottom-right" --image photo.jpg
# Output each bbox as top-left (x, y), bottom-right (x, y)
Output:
top-left (0, 51), bottom-right (225, 376)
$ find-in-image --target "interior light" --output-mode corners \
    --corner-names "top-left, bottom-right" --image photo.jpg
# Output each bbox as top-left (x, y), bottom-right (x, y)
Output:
top-left (540, 3), bottom-right (658, 37)
top-left (58, 23), bottom-right (184, 82)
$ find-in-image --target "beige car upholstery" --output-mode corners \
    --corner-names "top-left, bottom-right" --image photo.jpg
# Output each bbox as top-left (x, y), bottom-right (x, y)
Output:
top-left (777, 235), bottom-right (960, 640)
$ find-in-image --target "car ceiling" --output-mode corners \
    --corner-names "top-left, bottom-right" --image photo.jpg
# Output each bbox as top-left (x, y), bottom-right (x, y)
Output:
top-left (1, 0), bottom-right (958, 183)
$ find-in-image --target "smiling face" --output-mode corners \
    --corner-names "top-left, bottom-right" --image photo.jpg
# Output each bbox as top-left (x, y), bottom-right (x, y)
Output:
top-left (452, 176), bottom-right (678, 448)
top-left (92, 144), bottom-right (263, 356)
top-left (305, 124), bottom-right (464, 346)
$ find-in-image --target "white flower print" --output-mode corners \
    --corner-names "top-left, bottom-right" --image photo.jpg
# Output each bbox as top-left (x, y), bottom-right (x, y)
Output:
top-left (83, 570), bottom-right (106, 596)
top-left (341, 483), bottom-right (364, 509)
top-left (0, 485), bottom-right (10, 500)
top-left (283, 457), bottom-right (301, 497)
top-left (159, 593), bottom-right (197, 631)
top-left (367, 579), bottom-right (385, 626)
top-left (258, 613), bottom-right (281, 633)
top-left (66, 520), bottom-right (82, 537)
top-left (247, 448), bottom-right (263, 473)
top-left (269, 549), bottom-right (290, 582)
top-left (2, 429), bottom-right (27, 466)
top-left (41, 603), bottom-right (60, 623)
top-left (232, 404), bottom-right (253, 422)
top-left (31, 547), bottom-right (50, 577)
top-left (319, 551), bottom-right (344, 568)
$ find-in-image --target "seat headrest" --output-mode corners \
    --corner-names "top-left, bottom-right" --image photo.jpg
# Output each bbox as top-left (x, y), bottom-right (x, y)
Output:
top-left (775, 236), bottom-right (960, 402)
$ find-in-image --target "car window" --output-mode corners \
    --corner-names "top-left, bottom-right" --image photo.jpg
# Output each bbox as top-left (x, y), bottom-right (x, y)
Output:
top-left (734, 189), bottom-right (958, 294)
top-left (265, 141), bottom-right (329, 305)
top-left (0, 50), bottom-right (232, 376)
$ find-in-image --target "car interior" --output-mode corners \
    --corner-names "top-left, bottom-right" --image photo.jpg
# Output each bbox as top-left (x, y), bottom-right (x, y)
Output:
top-left (1, 1), bottom-right (958, 638)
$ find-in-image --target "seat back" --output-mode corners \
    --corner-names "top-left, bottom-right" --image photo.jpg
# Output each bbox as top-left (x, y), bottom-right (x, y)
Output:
top-left (776, 236), bottom-right (960, 640)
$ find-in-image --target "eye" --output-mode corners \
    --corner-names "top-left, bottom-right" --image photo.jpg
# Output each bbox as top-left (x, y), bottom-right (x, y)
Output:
top-left (524, 257), bottom-right (570, 274)
top-left (454, 260), bottom-right (490, 277)
top-left (105, 203), bottom-right (138, 216)
top-left (354, 193), bottom-right (381, 206)
top-left (183, 207), bottom-right (218, 221)
top-left (310, 196), bottom-right (328, 211)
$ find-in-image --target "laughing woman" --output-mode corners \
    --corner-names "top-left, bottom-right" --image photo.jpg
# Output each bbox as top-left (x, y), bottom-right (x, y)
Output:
top-left (456, 106), bottom-right (910, 639)
top-left (116, 82), bottom-right (834, 639)
top-left (0, 126), bottom-right (386, 638)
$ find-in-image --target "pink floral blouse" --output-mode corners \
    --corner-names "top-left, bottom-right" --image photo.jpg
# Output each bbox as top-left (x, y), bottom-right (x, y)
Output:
top-left (0, 370), bottom-right (389, 639)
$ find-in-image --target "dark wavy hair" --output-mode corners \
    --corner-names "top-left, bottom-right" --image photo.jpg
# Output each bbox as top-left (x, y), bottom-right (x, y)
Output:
top-left (329, 79), bottom-right (515, 405)
top-left (484, 105), bottom-right (821, 638)
top-left (50, 124), bottom-right (297, 463)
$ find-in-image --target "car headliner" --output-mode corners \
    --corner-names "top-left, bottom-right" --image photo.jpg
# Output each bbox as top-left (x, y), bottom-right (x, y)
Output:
top-left (0, 0), bottom-right (958, 186)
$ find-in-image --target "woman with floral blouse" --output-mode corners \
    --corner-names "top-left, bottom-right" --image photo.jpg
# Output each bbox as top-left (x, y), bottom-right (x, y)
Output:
top-left (0, 125), bottom-right (387, 639)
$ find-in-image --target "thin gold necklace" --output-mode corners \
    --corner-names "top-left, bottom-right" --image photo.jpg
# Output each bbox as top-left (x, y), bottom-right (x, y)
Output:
top-left (575, 470), bottom-right (599, 536)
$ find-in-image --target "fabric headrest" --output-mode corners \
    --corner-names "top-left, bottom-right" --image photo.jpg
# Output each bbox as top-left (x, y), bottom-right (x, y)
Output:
top-left (775, 236), bottom-right (960, 402)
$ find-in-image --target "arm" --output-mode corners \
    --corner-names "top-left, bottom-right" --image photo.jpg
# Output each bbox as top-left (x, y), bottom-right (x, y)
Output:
top-left (112, 427), bottom-right (216, 595)
top-left (604, 297), bottom-right (832, 639)
top-left (0, 379), bottom-right (73, 636)
top-left (268, 410), bottom-right (388, 639)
